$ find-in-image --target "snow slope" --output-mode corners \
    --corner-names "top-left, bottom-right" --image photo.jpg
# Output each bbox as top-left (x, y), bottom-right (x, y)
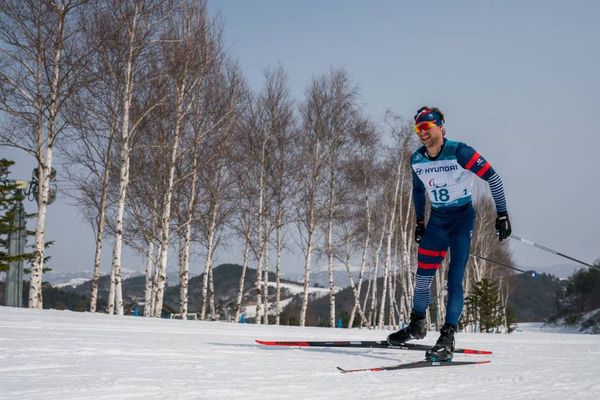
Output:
top-left (1, 306), bottom-right (599, 400)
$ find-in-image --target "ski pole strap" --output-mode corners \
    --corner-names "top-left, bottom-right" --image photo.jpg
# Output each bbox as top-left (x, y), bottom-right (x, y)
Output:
top-left (469, 253), bottom-right (535, 276)
top-left (509, 234), bottom-right (599, 271)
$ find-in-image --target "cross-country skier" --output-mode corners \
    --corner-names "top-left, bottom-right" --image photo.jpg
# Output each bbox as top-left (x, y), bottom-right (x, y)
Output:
top-left (386, 106), bottom-right (511, 361)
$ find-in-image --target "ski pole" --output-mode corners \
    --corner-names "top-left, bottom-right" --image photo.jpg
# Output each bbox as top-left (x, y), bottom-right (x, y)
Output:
top-left (509, 234), bottom-right (600, 272)
top-left (469, 253), bottom-right (536, 277)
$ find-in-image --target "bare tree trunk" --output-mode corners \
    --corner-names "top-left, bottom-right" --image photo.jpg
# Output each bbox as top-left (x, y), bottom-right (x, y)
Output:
top-left (299, 222), bottom-right (316, 327)
top-left (149, 241), bottom-right (162, 317)
top-left (378, 240), bottom-right (391, 329)
top-left (29, 3), bottom-right (68, 309)
top-left (90, 138), bottom-right (113, 313)
top-left (253, 136), bottom-right (269, 325)
top-left (348, 195), bottom-right (370, 328)
top-left (362, 263), bottom-right (374, 326)
top-left (209, 262), bottom-right (216, 320)
top-left (369, 224), bottom-right (386, 327)
top-left (200, 199), bottom-right (219, 320)
top-left (153, 95), bottom-right (185, 318)
top-left (143, 240), bottom-right (155, 317)
top-left (177, 233), bottom-right (187, 318)
top-left (262, 244), bottom-right (270, 325)
top-left (234, 233), bottom-right (252, 323)
top-left (109, 124), bottom-right (131, 317)
top-left (179, 156), bottom-right (199, 319)
top-left (274, 221), bottom-right (283, 325)
top-left (108, 21), bottom-right (138, 315)
top-left (326, 184), bottom-right (336, 328)
top-left (29, 153), bottom-right (53, 308)
top-left (401, 189), bottom-right (415, 322)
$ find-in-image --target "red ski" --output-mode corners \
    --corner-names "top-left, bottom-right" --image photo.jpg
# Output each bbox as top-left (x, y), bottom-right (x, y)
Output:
top-left (255, 339), bottom-right (492, 355)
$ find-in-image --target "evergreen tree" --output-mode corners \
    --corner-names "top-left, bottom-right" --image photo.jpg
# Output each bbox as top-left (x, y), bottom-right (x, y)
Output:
top-left (0, 159), bottom-right (33, 272)
top-left (463, 278), bottom-right (503, 332)
top-left (559, 264), bottom-right (600, 317)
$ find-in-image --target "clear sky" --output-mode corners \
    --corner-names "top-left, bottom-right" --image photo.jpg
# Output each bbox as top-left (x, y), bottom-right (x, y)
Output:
top-left (2, 0), bottom-right (599, 278)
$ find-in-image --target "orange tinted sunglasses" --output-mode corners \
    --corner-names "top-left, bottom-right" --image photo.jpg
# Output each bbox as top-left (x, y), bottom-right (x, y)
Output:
top-left (414, 121), bottom-right (438, 133)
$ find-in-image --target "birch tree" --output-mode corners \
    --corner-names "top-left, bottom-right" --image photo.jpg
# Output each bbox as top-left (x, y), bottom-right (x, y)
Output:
top-left (343, 117), bottom-right (380, 328)
top-left (382, 116), bottom-right (420, 326)
top-left (320, 70), bottom-right (357, 327)
top-left (196, 64), bottom-right (246, 321)
top-left (264, 68), bottom-right (296, 325)
top-left (60, 4), bottom-right (132, 312)
top-left (295, 76), bottom-right (330, 327)
top-left (152, 0), bottom-right (219, 318)
top-left (96, 0), bottom-right (168, 315)
top-left (0, 0), bottom-right (90, 308)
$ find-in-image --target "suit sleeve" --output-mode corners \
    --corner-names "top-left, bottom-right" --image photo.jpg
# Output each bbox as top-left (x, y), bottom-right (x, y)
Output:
top-left (412, 169), bottom-right (426, 220)
top-left (456, 143), bottom-right (508, 214)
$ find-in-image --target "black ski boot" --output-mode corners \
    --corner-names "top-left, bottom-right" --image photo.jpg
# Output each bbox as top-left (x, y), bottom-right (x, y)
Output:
top-left (387, 312), bottom-right (427, 346)
top-left (425, 323), bottom-right (456, 361)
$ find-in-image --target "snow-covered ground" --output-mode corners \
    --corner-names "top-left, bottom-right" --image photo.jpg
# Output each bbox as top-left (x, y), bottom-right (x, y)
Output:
top-left (1, 306), bottom-right (599, 400)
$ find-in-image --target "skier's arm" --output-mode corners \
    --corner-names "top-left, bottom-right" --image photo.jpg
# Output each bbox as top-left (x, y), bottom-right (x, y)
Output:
top-left (412, 169), bottom-right (426, 220)
top-left (456, 143), bottom-right (507, 214)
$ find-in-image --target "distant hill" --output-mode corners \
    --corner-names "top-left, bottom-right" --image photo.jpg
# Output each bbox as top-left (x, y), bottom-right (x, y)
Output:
top-left (1, 264), bottom-right (580, 327)
top-left (285, 270), bottom-right (361, 289)
top-left (56, 264), bottom-right (305, 317)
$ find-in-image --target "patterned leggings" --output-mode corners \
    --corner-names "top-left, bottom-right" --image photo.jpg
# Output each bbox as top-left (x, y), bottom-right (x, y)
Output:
top-left (412, 203), bottom-right (475, 326)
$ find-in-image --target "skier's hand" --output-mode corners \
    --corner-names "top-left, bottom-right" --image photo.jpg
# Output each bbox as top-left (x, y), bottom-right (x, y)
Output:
top-left (495, 212), bottom-right (511, 241)
top-left (415, 219), bottom-right (425, 243)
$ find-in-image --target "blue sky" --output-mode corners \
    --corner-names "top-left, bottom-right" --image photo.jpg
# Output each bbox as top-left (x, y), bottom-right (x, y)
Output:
top-left (207, 0), bottom-right (600, 272)
top-left (3, 0), bottom-right (599, 277)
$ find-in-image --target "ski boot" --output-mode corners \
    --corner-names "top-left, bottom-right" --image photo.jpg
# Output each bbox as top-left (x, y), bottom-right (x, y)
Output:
top-left (425, 323), bottom-right (456, 361)
top-left (387, 312), bottom-right (427, 346)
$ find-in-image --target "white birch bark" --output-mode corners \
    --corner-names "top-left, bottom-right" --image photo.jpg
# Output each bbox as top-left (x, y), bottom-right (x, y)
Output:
top-left (369, 222), bottom-right (386, 327)
top-left (253, 136), bottom-right (269, 324)
top-left (348, 191), bottom-right (370, 328)
top-left (274, 221), bottom-right (283, 325)
top-left (299, 135), bottom-right (321, 327)
top-left (28, 154), bottom-right (53, 309)
top-left (89, 135), bottom-right (114, 313)
top-left (209, 262), bottom-right (216, 320)
top-left (234, 233), bottom-right (252, 323)
top-left (108, 12), bottom-right (138, 315)
top-left (152, 86), bottom-right (186, 318)
top-left (402, 189), bottom-right (415, 321)
top-left (200, 194), bottom-right (220, 320)
top-left (326, 179), bottom-right (336, 328)
top-left (179, 154), bottom-right (199, 319)
top-left (378, 154), bottom-right (405, 328)
top-left (299, 223), bottom-right (315, 327)
top-left (28, 3), bottom-right (66, 309)
top-left (262, 244), bottom-right (270, 325)
top-left (143, 240), bottom-right (155, 317)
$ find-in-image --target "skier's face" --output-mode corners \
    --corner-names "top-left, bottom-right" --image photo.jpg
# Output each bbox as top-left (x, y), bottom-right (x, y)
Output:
top-left (415, 123), bottom-right (444, 148)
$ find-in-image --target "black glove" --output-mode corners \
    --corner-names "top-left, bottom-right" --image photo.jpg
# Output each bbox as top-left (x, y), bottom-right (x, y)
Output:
top-left (415, 219), bottom-right (425, 243)
top-left (495, 212), bottom-right (511, 241)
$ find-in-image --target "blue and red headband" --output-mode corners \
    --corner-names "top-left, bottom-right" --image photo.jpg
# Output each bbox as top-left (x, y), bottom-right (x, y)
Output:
top-left (414, 107), bottom-right (444, 126)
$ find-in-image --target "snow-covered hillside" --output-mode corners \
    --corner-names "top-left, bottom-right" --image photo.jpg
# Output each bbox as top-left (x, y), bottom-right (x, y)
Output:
top-left (1, 306), bottom-right (599, 399)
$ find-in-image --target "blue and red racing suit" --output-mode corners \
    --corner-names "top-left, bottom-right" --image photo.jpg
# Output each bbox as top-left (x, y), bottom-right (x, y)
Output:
top-left (411, 138), bottom-right (507, 326)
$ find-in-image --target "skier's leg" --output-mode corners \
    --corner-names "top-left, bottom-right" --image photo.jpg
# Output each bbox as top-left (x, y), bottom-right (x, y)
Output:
top-left (388, 214), bottom-right (449, 345)
top-left (444, 206), bottom-right (475, 327)
top-left (413, 214), bottom-right (450, 317)
top-left (427, 206), bottom-right (474, 361)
